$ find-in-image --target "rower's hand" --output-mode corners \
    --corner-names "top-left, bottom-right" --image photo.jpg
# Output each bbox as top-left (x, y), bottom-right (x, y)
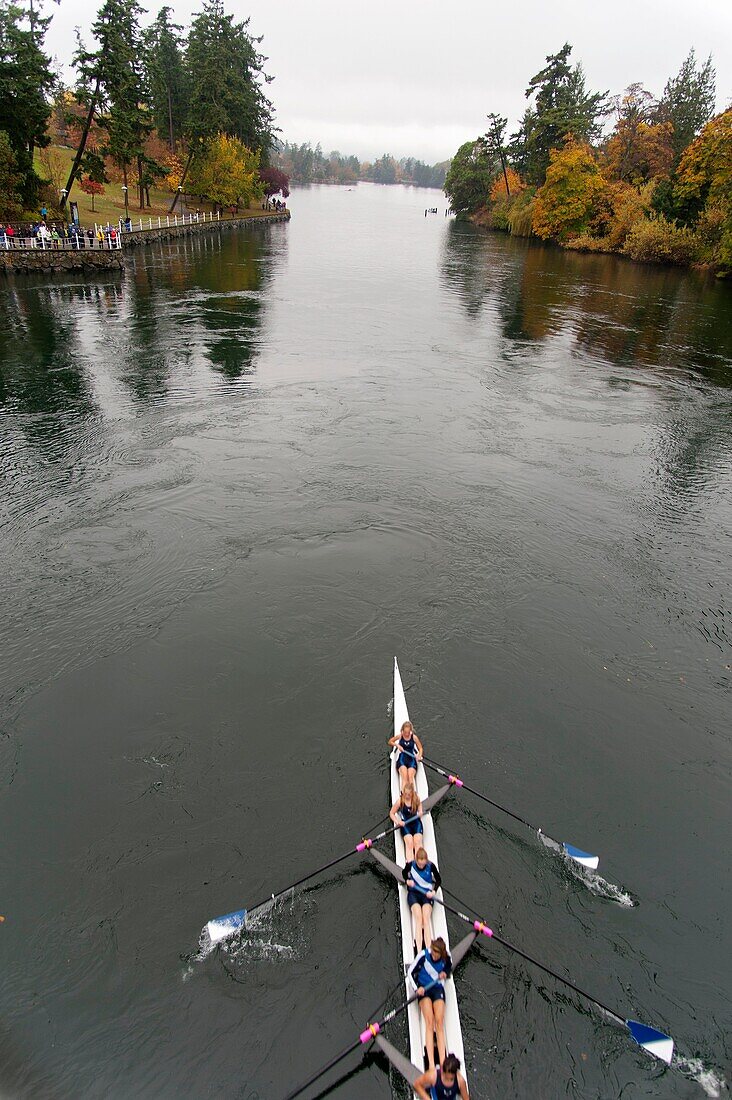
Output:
top-left (439, 973), bottom-right (447, 982)
top-left (426, 891), bottom-right (434, 899)
top-left (407, 878), bottom-right (414, 888)
top-left (396, 815), bottom-right (403, 826)
top-left (417, 987), bottom-right (425, 997)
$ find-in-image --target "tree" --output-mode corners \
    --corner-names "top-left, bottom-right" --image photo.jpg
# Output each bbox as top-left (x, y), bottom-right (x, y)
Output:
top-left (444, 139), bottom-right (498, 212)
top-left (512, 43), bottom-right (609, 184)
top-left (0, 129), bottom-right (24, 218)
top-left (64, 0), bottom-right (152, 209)
top-left (187, 132), bottom-right (264, 209)
top-left (171, 0), bottom-right (275, 211)
top-left (604, 85), bottom-right (674, 183)
top-left (674, 109), bottom-right (732, 269)
top-left (371, 153), bottom-right (398, 183)
top-left (0, 0), bottom-right (55, 206)
top-left (142, 6), bottom-right (187, 152)
top-left (484, 113), bottom-right (511, 196)
top-left (489, 167), bottom-right (524, 203)
top-left (79, 176), bottom-right (104, 211)
top-left (659, 49), bottom-right (716, 161)
top-left (532, 138), bottom-right (606, 240)
top-left (259, 164), bottom-right (289, 197)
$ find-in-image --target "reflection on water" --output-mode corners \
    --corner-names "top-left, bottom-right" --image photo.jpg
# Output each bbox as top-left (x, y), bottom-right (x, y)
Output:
top-left (0, 226), bottom-right (282, 429)
top-left (440, 220), bottom-right (732, 384)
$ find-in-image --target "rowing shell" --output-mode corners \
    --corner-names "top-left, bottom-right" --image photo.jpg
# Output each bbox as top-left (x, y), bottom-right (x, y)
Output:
top-left (390, 657), bottom-right (467, 1086)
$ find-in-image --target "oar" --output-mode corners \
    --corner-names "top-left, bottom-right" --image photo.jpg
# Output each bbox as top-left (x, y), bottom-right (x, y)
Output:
top-left (281, 976), bottom-right (440, 1100)
top-left (371, 849), bottom-right (674, 1066)
top-left (282, 930), bottom-right (478, 1100)
top-left (399, 746), bottom-right (598, 870)
top-left (204, 784), bottom-right (451, 944)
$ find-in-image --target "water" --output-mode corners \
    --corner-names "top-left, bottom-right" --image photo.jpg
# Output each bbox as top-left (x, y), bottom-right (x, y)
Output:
top-left (1, 183), bottom-right (731, 1098)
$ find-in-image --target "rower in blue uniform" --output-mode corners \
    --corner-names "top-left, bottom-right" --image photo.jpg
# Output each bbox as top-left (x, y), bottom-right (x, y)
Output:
top-left (388, 719), bottom-right (423, 790)
top-left (403, 846), bottom-right (441, 952)
top-left (414, 1054), bottom-right (469, 1100)
top-left (408, 936), bottom-right (452, 1072)
top-left (389, 782), bottom-right (424, 864)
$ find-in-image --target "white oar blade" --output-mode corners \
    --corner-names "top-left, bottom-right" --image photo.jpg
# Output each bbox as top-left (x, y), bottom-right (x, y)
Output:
top-left (563, 843), bottom-right (599, 871)
top-left (627, 1020), bottom-right (674, 1064)
top-left (206, 908), bottom-right (247, 944)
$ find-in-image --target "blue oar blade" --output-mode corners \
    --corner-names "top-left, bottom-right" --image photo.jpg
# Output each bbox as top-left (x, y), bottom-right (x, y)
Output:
top-left (562, 842), bottom-right (599, 870)
top-left (206, 908), bottom-right (247, 944)
top-left (626, 1019), bottom-right (674, 1064)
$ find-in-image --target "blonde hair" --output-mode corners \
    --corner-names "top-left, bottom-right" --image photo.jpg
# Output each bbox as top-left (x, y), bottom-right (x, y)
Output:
top-left (415, 847), bottom-right (428, 861)
top-left (400, 721), bottom-right (414, 736)
top-left (401, 783), bottom-right (421, 812)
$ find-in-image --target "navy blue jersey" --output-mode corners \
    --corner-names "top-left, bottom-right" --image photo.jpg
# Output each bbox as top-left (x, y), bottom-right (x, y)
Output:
top-left (408, 947), bottom-right (452, 993)
top-left (430, 1067), bottom-right (461, 1098)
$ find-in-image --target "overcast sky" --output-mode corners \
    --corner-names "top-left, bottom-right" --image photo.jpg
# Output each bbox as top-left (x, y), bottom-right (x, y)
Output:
top-left (46, 0), bottom-right (732, 163)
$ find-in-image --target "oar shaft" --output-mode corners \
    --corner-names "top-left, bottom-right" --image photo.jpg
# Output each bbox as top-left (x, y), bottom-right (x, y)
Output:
top-left (281, 1037), bottom-right (361, 1100)
top-left (491, 931), bottom-right (621, 1023)
top-left (233, 809), bottom-right (430, 923)
top-left (421, 757), bottom-right (535, 832)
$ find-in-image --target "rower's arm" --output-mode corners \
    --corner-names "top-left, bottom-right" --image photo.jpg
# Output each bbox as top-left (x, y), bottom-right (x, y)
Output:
top-left (389, 797), bottom-right (402, 822)
top-left (414, 735), bottom-right (424, 756)
top-left (432, 865), bottom-right (442, 890)
top-left (413, 1070), bottom-right (437, 1099)
top-left (458, 1072), bottom-right (470, 1099)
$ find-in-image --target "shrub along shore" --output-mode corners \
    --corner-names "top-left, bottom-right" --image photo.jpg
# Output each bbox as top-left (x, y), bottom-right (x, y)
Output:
top-left (445, 45), bottom-right (731, 277)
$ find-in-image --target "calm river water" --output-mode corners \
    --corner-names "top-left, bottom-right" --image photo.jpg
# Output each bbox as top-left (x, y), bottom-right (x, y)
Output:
top-left (1, 184), bottom-right (731, 1099)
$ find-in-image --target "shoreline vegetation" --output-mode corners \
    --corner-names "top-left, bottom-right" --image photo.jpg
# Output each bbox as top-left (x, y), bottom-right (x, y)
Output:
top-left (271, 143), bottom-right (448, 188)
top-left (0, 0), bottom-right (289, 231)
top-left (444, 44), bottom-right (731, 278)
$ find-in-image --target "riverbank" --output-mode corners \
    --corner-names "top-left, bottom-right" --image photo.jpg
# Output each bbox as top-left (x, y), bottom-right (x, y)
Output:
top-left (0, 210), bottom-right (290, 277)
top-left (468, 205), bottom-right (729, 278)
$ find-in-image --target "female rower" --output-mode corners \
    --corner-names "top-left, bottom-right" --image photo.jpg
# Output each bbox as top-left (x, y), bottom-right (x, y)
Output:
top-left (402, 846), bottom-right (441, 952)
top-left (408, 937), bottom-right (452, 1073)
top-left (414, 1054), bottom-right (469, 1100)
top-left (388, 720), bottom-right (423, 789)
top-left (389, 782), bottom-right (423, 863)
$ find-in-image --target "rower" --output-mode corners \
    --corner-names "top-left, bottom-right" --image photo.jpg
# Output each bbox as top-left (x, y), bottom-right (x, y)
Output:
top-left (414, 1054), bottom-right (469, 1100)
top-left (388, 719), bottom-right (423, 789)
top-left (403, 846), bottom-right (441, 952)
top-left (389, 782), bottom-right (424, 864)
top-left (408, 936), bottom-right (452, 1073)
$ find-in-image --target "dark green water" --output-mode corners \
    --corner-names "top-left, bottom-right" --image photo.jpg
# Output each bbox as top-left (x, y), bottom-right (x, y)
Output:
top-left (1, 184), bottom-right (730, 1099)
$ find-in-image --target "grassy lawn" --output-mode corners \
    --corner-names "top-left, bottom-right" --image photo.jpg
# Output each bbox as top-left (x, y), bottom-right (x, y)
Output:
top-left (34, 145), bottom-right (282, 227)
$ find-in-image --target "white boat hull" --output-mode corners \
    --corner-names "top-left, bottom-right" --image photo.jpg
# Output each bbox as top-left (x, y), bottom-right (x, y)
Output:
top-left (391, 657), bottom-right (467, 1087)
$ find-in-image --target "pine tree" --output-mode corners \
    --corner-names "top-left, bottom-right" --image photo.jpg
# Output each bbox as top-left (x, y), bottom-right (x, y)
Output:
top-left (142, 6), bottom-right (187, 152)
top-left (512, 44), bottom-right (608, 184)
top-left (659, 49), bottom-right (716, 161)
top-left (0, 0), bottom-right (55, 207)
top-left (171, 0), bottom-right (274, 210)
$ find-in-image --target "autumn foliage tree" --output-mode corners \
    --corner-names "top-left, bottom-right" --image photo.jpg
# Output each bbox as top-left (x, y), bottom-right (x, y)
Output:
top-left (187, 133), bottom-right (264, 210)
top-left (674, 108), bottom-right (732, 270)
top-left (532, 139), bottom-right (606, 240)
top-left (79, 176), bottom-right (105, 211)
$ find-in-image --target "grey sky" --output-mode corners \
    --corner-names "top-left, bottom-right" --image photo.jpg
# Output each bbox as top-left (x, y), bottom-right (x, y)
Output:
top-left (46, 0), bottom-right (732, 163)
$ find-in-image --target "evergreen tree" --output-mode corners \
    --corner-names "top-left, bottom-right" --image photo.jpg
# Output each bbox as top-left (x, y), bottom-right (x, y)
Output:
top-left (0, 0), bottom-right (55, 207)
top-left (512, 43), bottom-right (608, 184)
top-left (444, 139), bottom-right (498, 212)
top-left (484, 113), bottom-right (511, 196)
top-left (659, 49), bottom-right (716, 161)
top-left (142, 6), bottom-right (187, 152)
top-left (172, 0), bottom-right (274, 210)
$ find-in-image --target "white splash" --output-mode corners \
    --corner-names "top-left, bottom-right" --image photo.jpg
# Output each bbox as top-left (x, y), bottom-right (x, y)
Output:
top-left (386, 696), bottom-right (393, 718)
top-left (538, 833), bottom-right (636, 907)
top-left (673, 1055), bottom-right (727, 1098)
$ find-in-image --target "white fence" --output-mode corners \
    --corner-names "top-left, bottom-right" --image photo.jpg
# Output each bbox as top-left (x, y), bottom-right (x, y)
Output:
top-left (1, 233), bottom-right (122, 251)
top-left (1, 210), bottom-right (223, 252)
